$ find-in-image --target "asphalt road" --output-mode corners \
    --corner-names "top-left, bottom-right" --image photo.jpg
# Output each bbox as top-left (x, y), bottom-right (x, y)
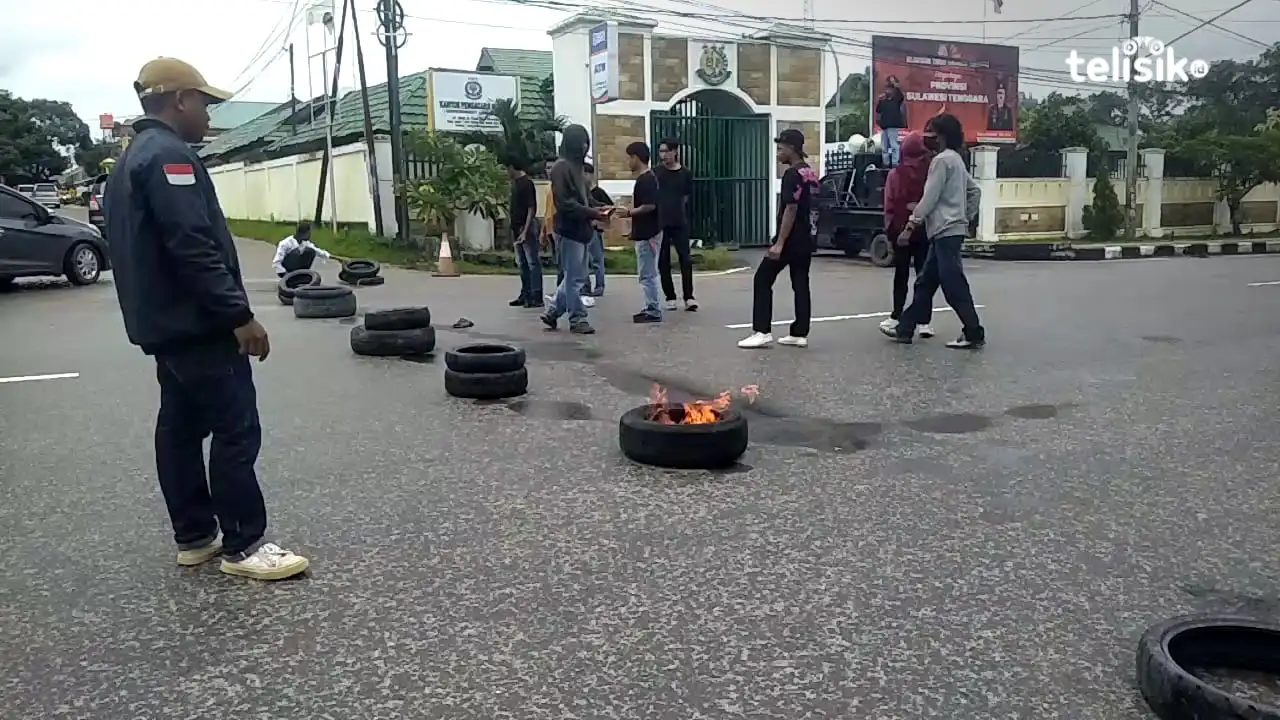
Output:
top-left (4, 221), bottom-right (1280, 718)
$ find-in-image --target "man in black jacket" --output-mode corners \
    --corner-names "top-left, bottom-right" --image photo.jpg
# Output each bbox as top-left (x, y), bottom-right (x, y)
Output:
top-left (541, 124), bottom-right (611, 334)
top-left (105, 58), bottom-right (308, 581)
top-left (875, 76), bottom-right (908, 167)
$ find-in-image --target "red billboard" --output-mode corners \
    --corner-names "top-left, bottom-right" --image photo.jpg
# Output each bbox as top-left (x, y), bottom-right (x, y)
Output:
top-left (871, 36), bottom-right (1019, 144)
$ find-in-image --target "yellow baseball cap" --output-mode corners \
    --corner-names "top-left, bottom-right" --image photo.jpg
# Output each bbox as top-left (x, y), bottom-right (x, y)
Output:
top-left (135, 58), bottom-right (233, 103)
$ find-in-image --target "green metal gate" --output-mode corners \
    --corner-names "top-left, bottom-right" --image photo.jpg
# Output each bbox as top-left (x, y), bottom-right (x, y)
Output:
top-left (650, 102), bottom-right (771, 248)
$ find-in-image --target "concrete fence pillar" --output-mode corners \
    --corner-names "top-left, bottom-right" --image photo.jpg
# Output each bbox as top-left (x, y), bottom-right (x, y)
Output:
top-left (972, 145), bottom-right (998, 242)
top-left (371, 135), bottom-right (398, 238)
top-left (1061, 146), bottom-right (1089, 240)
top-left (1140, 148), bottom-right (1165, 238)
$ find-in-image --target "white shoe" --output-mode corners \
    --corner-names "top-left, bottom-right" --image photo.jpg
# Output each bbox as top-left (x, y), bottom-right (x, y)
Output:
top-left (879, 318), bottom-right (898, 332)
top-left (777, 335), bottom-right (808, 347)
top-left (176, 535), bottom-right (222, 566)
top-left (581, 295), bottom-right (596, 308)
top-left (918, 324), bottom-right (935, 338)
top-left (665, 299), bottom-right (678, 311)
top-left (220, 542), bottom-right (310, 581)
top-left (737, 332), bottom-right (773, 348)
top-left (684, 299), bottom-right (698, 311)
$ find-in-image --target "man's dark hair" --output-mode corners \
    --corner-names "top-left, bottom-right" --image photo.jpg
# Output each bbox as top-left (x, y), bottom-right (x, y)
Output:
top-left (626, 141), bottom-right (650, 164)
top-left (503, 154), bottom-right (527, 172)
top-left (295, 221), bottom-right (312, 238)
top-left (927, 113), bottom-right (965, 150)
top-left (583, 162), bottom-right (594, 174)
top-left (659, 137), bottom-right (680, 152)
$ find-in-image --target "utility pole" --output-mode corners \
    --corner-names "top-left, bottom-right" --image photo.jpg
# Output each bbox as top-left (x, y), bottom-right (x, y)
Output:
top-left (350, 0), bottom-right (384, 237)
top-left (288, 43), bottom-right (297, 135)
top-left (377, 0), bottom-right (409, 245)
top-left (1123, 0), bottom-right (1140, 241)
top-left (312, 0), bottom-right (349, 231)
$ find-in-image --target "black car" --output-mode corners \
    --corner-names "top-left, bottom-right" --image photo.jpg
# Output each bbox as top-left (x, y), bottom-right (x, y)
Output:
top-left (87, 173), bottom-right (107, 237)
top-left (0, 184), bottom-right (111, 287)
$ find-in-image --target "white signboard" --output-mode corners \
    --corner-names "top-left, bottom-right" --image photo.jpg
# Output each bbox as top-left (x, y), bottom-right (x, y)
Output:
top-left (589, 21), bottom-right (619, 104)
top-left (427, 70), bottom-right (520, 134)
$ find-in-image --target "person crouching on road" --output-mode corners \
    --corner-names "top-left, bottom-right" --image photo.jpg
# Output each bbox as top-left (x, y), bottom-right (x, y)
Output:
top-left (615, 141), bottom-right (662, 323)
top-left (738, 129), bottom-right (819, 349)
top-left (272, 221), bottom-right (330, 277)
top-left (879, 132), bottom-right (935, 339)
top-left (880, 112), bottom-right (985, 349)
top-left (541, 124), bottom-right (611, 335)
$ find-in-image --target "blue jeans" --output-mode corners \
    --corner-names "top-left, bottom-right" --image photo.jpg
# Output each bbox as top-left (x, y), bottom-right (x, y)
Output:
top-left (515, 225), bottom-right (543, 302)
top-left (896, 235), bottom-right (984, 340)
top-left (882, 127), bottom-right (902, 167)
top-left (548, 234), bottom-right (589, 324)
top-left (584, 231), bottom-right (605, 293)
top-left (154, 341), bottom-right (267, 558)
top-left (635, 233), bottom-right (662, 317)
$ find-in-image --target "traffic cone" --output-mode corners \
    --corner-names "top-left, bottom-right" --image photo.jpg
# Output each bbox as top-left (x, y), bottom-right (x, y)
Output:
top-left (434, 233), bottom-right (460, 277)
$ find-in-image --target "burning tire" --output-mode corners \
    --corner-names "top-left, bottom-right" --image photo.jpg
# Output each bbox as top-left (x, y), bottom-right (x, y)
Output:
top-left (619, 403), bottom-right (749, 470)
top-left (365, 306), bottom-right (431, 331)
top-left (445, 344), bottom-right (525, 374)
top-left (1137, 614), bottom-right (1280, 719)
top-left (350, 325), bottom-right (436, 356)
top-left (277, 269), bottom-right (322, 305)
top-left (444, 367), bottom-right (528, 400)
top-left (293, 285), bottom-right (356, 319)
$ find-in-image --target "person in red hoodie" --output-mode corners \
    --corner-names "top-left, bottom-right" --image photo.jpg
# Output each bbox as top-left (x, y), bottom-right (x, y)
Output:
top-left (879, 132), bottom-right (935, 339)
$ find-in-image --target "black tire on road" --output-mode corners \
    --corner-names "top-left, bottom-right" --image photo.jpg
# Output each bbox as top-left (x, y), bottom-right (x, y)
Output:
top-left (293, 285), bottom-right (356, 319)
top-left (444, 367), bottom-right (528, 400)
top-left (341, 258), bottom-right (381, 280)
top-left (64, 242), bottom-right (102, 285)
top-left (445, 343), bottom-right (526, 374)
top-left (1137, 614), bottom-right (1280, 719)
top-left (350, 325), bottom-right (436, 356)
top-left (618, 403), bottom-right (748, 470)
top-left (364, 306), bottom-right (431, 331)
top-left (277, 269), bottom-right (321, 305)
top-left (868, 233), bottom-right (895, 268)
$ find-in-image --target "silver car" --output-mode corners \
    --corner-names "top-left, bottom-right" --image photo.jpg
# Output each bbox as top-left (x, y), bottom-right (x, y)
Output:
top-left (32, 183), bottom-right (60, 209)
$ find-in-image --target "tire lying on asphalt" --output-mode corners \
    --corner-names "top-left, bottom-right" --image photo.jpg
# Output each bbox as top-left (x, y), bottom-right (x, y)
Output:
top-left (341, 258), bottom-right (381, 280)
top-left (293, 284), bottom-right (356, 318)
top-left (1137, 614), bottom-right (1280, 719)
top-left (277, 269), bottom-right (322, 306)
top-left (444, 367), bottom-right (528, 400)
top-left (445, 343), bottom-right (525, 374)
top-left (338, 273), bottom-right (386, 287)
top-left (364, 306), bottom-right (431, 331)
top-left (350, 325), bottom-right (436, 356)
top-left (618, 403), bottom-right (748, 470)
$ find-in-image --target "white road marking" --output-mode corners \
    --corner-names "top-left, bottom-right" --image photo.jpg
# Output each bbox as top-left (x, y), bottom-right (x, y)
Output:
top-left (1248, 281), bottom-right (1280, 287)
top-left (725, 306), bottom-right (986, 330)
top-left (0, 372), bottom-right (80, 384)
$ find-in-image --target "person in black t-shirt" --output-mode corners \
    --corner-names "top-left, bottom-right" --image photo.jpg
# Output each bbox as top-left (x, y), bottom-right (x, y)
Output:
top-left (654, 138), bottom-right (697, 311)
top-left (616, 141), bottom-right (663, 323)
top-left (505, 157), bottom-right (542, 308)
top-left (738, 128), bottom-right (819, 349)
top-left (582, 163), bottom-right (611, 302)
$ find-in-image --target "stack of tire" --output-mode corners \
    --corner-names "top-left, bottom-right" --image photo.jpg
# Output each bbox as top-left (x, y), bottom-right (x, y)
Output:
top-left (350, 306), bottom-right (435, 357)
top-left (277, 269), bottom-right (321, 305)
top-left (338, 258), bottom-right (384, 286)
top-left (444, 344), bottom-right (528, 400)
top-left (294, 285), bottom-right (357, 319)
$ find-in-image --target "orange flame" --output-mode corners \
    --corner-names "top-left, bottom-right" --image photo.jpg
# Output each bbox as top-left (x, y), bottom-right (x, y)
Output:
top-left (648, 384), bottom-right (760, 425)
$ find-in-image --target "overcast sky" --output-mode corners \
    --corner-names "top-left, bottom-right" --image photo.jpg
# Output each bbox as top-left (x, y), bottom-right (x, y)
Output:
top-left (3, 0), bottom-right (1278, 133)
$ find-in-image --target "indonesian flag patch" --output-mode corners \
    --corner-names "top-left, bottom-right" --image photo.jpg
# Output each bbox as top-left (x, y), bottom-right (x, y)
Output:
top-left (163, 163), bottom-right (196, 186)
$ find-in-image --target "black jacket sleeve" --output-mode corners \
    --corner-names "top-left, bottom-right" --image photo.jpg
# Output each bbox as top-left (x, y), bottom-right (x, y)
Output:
top-left (551, 162), bottom-right (594, 221)
top-left (139, 147), bottom-right (253, 330)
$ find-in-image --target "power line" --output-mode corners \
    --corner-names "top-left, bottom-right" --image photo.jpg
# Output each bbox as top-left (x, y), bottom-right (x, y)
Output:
top-left (1148, 0), bottom-right (1271, 48)
top-left (232, 0), bottom-right (303, 86)
top-left (1165, 0), bottom-right (1258, 45)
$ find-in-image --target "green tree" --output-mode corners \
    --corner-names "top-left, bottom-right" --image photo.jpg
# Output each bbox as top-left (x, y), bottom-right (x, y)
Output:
top-left (0, 90), bottom-right (80, 181)
top-left (76, 141), bottom-right (117, 177)
top-left (825, 70), bottom-right (869, 141)
top-left (1179, 130), bottom-right (1280, 236)
top-left (1082, 166), bottom-right (1124, 242)
top-left (404, 131), bottom-right (510, 248)
top-left (998, 93), bottom-right (1105, 177)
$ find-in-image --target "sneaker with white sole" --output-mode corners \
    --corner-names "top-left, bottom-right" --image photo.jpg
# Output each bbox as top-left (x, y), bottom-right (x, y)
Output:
top-left (685, 299), bottom-right (698, 311)
top-left (665, 299), bottom-right (678, 311)
top-left (918, 324), bottom-right (935, 338)
top-left (581, 295), bottom-right (596, 308)
top-left (945, 335), bottom-right (985, 350)
top-left (220, 542), bottom-right (310, 581)
top-left (879, 318), bottom-right (898, 332)
top-left (176, 535), bottom-right (222, 566)
top-left (777, 335), bottom-right (808, 347)
top-left (737, 332), bottom-right (773, 348)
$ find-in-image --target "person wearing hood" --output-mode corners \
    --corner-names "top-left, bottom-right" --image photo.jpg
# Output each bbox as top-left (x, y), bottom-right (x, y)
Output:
top-left (541, 124), bottom-right (612, 335)
top-left (879, 132), bottom-right (935, 339)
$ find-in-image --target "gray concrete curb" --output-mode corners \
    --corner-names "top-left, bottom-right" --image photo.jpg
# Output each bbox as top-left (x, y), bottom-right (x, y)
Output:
top-left (963, 240), bottom-right (1280, 261)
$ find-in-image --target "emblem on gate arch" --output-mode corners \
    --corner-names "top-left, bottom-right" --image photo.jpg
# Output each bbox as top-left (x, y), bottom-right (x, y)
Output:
top-left (696, 44), bottom-right (732, 86)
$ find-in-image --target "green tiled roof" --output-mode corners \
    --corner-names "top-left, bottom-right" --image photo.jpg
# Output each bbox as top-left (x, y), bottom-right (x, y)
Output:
top-left (476, 48), bottom-right (553, 79)
top-left (208, 101), bottom-right (282, 131)
top-left (199, 100), bottom-right (299, 160)
top-left (268, 71), bottom-right (431, 155)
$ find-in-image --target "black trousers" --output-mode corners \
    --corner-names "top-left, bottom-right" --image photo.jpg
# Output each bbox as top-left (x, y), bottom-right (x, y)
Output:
top-left (281, 246), bottom-right (316, 274)
top-left (891, 240), bottom-right (931, 322)
top-left (154, 341), bottom-right (267, 558)
top-left (751, 248), bottom-right (812, 337)
top-left (658, 225), bottom-right (694, 301)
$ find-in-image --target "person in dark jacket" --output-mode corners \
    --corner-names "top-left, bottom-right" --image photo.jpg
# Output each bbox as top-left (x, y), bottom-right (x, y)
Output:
top-left (541, 124), bottom-right (611, 334)
top-left (875, 76), bottom-right (908, 167)
top-left (105, 58), bottom-right (309, 582)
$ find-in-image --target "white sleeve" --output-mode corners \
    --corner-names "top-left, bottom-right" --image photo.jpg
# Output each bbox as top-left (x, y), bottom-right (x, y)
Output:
top-left (272, 237), bottom-right (293, 272)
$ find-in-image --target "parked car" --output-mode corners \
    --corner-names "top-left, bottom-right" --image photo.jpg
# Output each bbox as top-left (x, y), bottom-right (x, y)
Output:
top-left (0, 184), bottom-right (110, 287)
top-left (87, 174), bottom-right (107, 237)
top-left (32, 183), bottom-right (60, 209)
top-left (16, 184), bottom-right (34, 198)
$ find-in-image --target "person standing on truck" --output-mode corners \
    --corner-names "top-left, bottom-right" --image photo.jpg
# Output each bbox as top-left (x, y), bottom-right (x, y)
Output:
top-left (105, 57), bottom-right (309, 581)
top-left (876, 76), bottom-right (908, 167)
top-left (879, 132), bottom-right (935, 339)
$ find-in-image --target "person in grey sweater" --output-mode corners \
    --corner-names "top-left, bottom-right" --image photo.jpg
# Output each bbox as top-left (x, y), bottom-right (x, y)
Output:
top-left (881, 112), bottom-right (986, 349)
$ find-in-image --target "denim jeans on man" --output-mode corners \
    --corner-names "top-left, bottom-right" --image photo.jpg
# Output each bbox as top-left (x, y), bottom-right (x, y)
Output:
top-left (155, 340), bottom-right (268, 559)
top-left (895, 235), bottom-right (984, 341)
top-left (585, 230), bottom-right (606, 293)
top-left (514, 223), bottom-right (543, 303)
top-left (547, 234), bottom-right (589, 324)
top-left (881, 127), bottom-right (902, 167)
top-left (634, 231), bottom-right (663, 318)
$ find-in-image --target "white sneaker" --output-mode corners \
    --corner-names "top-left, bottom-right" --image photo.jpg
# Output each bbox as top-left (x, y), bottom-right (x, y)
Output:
top-left (176, 535), bottom-right (222, 566)
top-left (665, 299), bottom-right (678, 311)
top-left (737, 332), bottom-right (773, 348)
top-left (220, 542), bottom-right (310, 581)
top-left (879, 318), bottom-right (898, 332)
top-left (777, 335), bottom-right (808, 347)
top-left (685, 299), bottom-right (698, 311)
top-left (918, 324), bottom-right (935, 338)
top-left (581, 295), bottom-right (596, 308)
